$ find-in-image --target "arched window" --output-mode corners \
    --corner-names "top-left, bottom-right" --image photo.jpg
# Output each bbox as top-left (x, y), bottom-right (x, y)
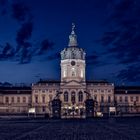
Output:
top-left (78, 91), bottom-right (83, 102)
top-left (80, 70), bottom-right (83, 78)
top-left (71, 68), bottom-right (76, 76)
top-left (71, 91), bottom-right (76, 103)
top-left (101, 95), bottom-right (104, 103)
top-left (64, 91), bottom-right (68, 102)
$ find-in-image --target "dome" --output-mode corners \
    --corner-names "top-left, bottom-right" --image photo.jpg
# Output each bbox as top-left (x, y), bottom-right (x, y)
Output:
top-left (60, 23), bottom-right (86, 60)
top-left (61, 47), bottom-right (85, 60)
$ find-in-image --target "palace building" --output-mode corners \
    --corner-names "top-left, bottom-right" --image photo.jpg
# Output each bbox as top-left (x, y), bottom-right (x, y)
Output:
top-left (0, 24), bottom-right (140, 118)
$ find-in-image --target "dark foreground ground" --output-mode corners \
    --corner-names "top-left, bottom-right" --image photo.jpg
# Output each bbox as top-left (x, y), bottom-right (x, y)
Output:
top-left (0, 117), bottom-right (140, 140)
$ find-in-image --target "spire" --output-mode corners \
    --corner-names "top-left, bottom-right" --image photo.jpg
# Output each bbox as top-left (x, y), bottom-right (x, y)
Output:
top-left (68, 23), bottom-right (78, 47)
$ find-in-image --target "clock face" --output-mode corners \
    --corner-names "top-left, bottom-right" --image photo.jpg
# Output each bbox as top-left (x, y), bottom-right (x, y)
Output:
top-left (71, 61), bottom-right (75, 66)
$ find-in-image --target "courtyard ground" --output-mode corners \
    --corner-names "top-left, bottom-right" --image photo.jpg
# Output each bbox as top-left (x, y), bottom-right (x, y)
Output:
top-left (0, 117), bottom-right (140, 140)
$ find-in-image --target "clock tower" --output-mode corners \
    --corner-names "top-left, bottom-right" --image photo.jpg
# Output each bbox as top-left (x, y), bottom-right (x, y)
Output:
top-left (60, 23), bottom-right (86, 83)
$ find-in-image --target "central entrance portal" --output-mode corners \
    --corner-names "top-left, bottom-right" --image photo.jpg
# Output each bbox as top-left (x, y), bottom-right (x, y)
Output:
top-left (61, 105), bottom-right (85, 118)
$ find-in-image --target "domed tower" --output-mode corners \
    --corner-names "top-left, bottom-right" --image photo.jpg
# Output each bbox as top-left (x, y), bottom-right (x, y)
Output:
top-left (60, 23), bottom-right (86, 83)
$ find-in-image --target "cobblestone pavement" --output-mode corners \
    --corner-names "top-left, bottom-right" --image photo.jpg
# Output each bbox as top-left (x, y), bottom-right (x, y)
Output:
top-left (0, 118), bottom-right (140, 140)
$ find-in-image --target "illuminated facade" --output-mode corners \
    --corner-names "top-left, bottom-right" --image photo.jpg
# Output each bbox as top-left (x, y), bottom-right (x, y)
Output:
top-left (0, 24), bottom-right (139, 118)
top-left (32, 24), bottom-right (114, 118)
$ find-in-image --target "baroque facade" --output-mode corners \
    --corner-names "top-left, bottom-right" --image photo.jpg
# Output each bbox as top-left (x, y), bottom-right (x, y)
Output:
top-left (0, 24), bottom-right (140, 117)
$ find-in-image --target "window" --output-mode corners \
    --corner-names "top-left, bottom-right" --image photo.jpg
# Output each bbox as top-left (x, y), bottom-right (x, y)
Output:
top-left (35, 90), bottom-right (38, 93)
top-left (42, 90), bottom-right (45, 93)
top-left (72, 68), bottom-right (76, 76)
top-left (119, 96), bottom-right (122, 102)
top-left (130, 96), bottom-right (133, 102)
top-left (42, 107), bottom-right (45, 112)
top-left (42, 95), bottom-right (45, 103)
top-left (35, 95), bottom-right (38, 103)
top-left (94, 90), bottom-right (97, 93)
top-left (94, 95), bottom-right (97, 100)
top-left (17, 97), bottom-right (20, 103)
top-left (28, 97), bottom-right (31, 103)
top-left (136, 96), bottom-right (139, 102)
top-left (78, 91), bottom-right (83, 102)
top-left (108, 96), bottom-right (111, 103)
top-left (80, 70), bottom-right (83, 78)
top-left (71, 92), bottom-right (76, 103)
top-left (125, 96), bottom-right (128, 102)
top-left (101, 95), bottom-right (104, 103)
top-left (5, 97), bottom-right (9, 103)
top-left (64, 91), bottom-right (68, 102)
top-left (49, 94), bottom-right (53, 101)
top-left (11, 97), bottom-right (14, 103)
top-left (108, 90), bottom-right (111, 93)
top-left (63, 69), bottom-right (66, 77)
top-left (23, 97), bottom-right (26, 103)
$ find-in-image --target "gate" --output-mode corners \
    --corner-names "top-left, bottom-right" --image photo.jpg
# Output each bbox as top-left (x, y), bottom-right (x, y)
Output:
top-left (85, 99), bottom-right (94, 118)
top-left (52, 99), bottom-right (62, 119)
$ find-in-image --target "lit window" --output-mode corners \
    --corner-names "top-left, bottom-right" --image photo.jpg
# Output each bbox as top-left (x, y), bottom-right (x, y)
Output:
top-left (63, 69), bottom-right (66, 77)
top-left (72, 68), bottom-right (76, 76)
top-left (80, 70), bottom-right (83, 78)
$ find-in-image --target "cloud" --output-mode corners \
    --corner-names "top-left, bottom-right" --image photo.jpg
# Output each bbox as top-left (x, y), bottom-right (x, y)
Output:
top-left (11, 2), bottom-right (32, 22)
top-left (16, 22), bottom-right (33, 47)
top-left (38, 39), bottom-right (54, 55)
top-left (15, 21), bottom-right (33, 64)
top-left (117, 64), bottom-right (140, 82)
top-left (0, 43), bottom-right (15, 60)
top-left (99, 0), bottom-right (140, 83)
top-left (100, 0), bottom-right (140, 65)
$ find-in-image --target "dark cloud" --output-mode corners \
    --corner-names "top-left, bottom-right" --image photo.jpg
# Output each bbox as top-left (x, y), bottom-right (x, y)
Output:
top-left (16, 22), bottom-right (33, 47)
top-left (20, 47), bottom-right (31, 64)
top-left (11, 2), bottom-right (32, 22)
top-left (100, 0), bottom-right (140, 65)
top-left (99, 0), bottom-right (140, 83)
top-left (16, 21), bottom-right (33, 64)
top-left (38, 39), bottom-right (54, 55)
top-left (117, 64), bottom-right (140, 82)
top-left (0, 43), bottom-right (15, 60)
